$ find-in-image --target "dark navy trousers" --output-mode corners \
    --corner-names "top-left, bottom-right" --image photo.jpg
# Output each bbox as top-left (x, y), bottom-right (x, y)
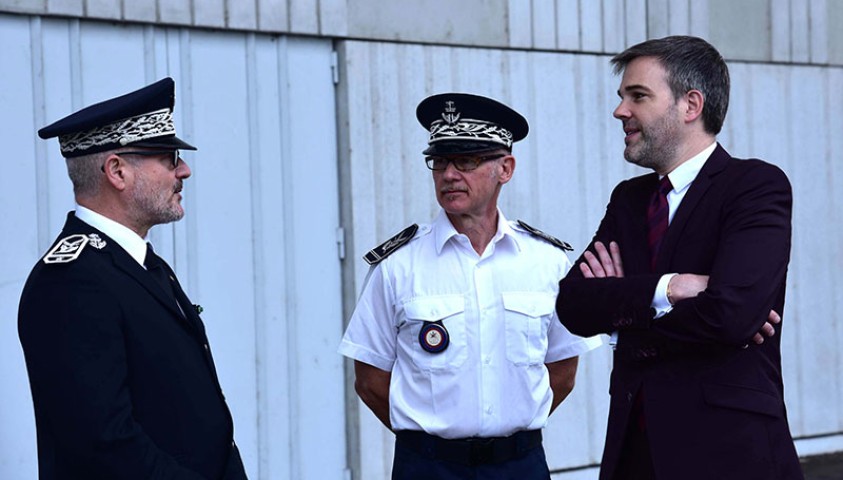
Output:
top-left (391, 441), bottom-right (551, 480)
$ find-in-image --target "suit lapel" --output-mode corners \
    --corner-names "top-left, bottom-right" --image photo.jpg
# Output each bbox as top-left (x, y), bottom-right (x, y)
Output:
top-left (63, 214), bottom-right (198, 332)
top-left (656, 144), bottom-right (730, 271)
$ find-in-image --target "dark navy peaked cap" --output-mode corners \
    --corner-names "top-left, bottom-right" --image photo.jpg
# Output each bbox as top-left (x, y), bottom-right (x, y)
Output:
top-left (416, 93), bottom-right (528, 155)
top-left (38, 77), bottom-right (196, 158)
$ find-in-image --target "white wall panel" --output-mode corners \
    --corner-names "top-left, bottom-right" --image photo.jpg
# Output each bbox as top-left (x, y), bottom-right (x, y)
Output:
top-left (533, 0), bottom-right (558, 50)
top-left (0, 14), bottom-right (345, 480)
top-left (555, 0), bottom-right (579, 50)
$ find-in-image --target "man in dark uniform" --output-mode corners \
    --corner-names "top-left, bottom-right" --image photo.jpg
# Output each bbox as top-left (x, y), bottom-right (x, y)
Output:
top-left (18, 78), bottom-right (248, 479)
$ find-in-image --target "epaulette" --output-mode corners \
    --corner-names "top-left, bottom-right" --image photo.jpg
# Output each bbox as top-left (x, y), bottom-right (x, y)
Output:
top-left (516, 220), bottom-right (573, 251)
top-left (43, 233), bottom-right (107, 264)
top-left (363, 224), bottom-right (419, 265)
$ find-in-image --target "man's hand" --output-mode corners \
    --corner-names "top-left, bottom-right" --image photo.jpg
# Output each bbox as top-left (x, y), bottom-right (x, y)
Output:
top-left (667, 273), bottom-right (709, 303)
top-left (581, 242), bottom-right (779, 345)
top-left (580, 241), bottom-right (624, 278)
top-left (751, 309), bottom-right (781, 345)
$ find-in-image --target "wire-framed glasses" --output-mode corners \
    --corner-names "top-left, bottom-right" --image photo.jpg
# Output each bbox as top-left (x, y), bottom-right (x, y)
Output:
top-left (425, 153), bottom-right (506, 172)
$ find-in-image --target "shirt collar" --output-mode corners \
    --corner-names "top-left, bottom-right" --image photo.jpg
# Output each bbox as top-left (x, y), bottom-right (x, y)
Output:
top-left (665, 141), bottom-right (717, 194)
top-left (433, 208), bottom-right (519, 255)
top-left (75, 205), bottom-right (148, 266)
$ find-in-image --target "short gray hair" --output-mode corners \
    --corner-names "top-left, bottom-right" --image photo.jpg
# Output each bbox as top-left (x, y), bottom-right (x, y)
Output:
top-left (66, 151), bottom-right (108, 197)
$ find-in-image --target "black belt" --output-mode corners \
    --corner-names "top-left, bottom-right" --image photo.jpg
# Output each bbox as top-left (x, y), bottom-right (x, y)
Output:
top-left (395, 429), bottom-right (542, 466)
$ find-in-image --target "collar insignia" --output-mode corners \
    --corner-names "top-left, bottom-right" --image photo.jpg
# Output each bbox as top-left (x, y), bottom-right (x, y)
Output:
top-left (87, 233), bottom-right (107, 249)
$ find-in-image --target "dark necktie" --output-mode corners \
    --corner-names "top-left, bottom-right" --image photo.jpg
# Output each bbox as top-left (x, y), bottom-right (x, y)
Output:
top-left (144, 243), bottom-right (181, 310)
top-left (647, 176), bottom-right (673, 271)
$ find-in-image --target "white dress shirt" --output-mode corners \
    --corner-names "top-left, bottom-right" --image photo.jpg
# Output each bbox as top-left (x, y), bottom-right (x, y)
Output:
top-left (650, 142), bottom-right (717, 316)
top-left (75, 205), bottom-right (148, 266)
top-left (339, 209), bottom-right (602, 439)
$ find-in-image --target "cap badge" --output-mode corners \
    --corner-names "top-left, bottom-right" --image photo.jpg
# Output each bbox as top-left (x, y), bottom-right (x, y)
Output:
top-left (419, 321), bottom-right (450, 353)
top-left (43, 234), bottom-right (89, 264)
top-left (87, 233), bottom-right (107, 249)
top-left (442, 101), bottom-right (460, 125)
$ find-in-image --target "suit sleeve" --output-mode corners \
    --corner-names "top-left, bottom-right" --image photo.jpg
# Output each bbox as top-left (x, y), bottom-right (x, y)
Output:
top-left (556, 163), bottom-right (792, 347)
top-left (556, 180), bottom-right (662, 337)
top-left (652, 163), bottom-right (792, 346)
top-left (18, 268), bottom-right (207, 480)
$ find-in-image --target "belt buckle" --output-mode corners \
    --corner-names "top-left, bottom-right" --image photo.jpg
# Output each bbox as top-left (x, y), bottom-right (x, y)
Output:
top-left (467, 438), bottom-right (495, 466)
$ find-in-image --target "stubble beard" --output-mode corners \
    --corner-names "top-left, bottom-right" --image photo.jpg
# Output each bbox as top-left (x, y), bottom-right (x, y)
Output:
top-left (129, 173), bottom-right (185, 229)
top-left (623, 106), bottom-right (682, 174)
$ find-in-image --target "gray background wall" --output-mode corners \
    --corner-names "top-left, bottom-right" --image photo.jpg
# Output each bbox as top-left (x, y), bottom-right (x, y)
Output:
top-left (0, 1), bottom-right (841, 479)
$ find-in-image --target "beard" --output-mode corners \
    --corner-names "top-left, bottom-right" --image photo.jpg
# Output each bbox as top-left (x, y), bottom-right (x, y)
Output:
top-left (623, 104), bottom-right (682, 172)
top-left (129, 171), bottom-right (184, 228)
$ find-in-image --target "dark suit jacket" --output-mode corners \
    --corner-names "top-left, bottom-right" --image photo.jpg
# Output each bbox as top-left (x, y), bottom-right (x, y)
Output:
top-left (556, 145), bottom-right (802, 480)
top-left (18, 212), bottom-right (247, 480)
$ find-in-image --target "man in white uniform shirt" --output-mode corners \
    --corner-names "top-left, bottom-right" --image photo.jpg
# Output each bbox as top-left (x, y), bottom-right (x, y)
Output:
top-left (339, 93), bottom-right (601, 479)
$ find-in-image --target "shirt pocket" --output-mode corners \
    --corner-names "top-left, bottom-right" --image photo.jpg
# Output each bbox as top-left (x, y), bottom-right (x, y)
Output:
top-left (402, 295), bottom-right (468, 372)
top-left (501, 292), bottom-right (554, 366)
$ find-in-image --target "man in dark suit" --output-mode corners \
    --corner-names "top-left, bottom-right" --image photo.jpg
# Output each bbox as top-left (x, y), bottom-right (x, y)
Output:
top-left (555, 36), bottom-right (803, 479)
top-left (18, 78), bottom-right (247, 479)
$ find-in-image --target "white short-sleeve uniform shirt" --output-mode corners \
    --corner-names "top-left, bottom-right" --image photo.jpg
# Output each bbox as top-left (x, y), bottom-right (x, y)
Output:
top-left (339, 209), bottom-right (602, 439)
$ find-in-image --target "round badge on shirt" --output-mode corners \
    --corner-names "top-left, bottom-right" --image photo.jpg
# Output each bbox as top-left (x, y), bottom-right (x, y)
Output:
top-left (419, 321), bottom-right (449, 353)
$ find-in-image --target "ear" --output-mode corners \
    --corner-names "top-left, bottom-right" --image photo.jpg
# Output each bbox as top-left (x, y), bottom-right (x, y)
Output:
top-left (499, 154), bottom-right (515, 184)
top-left (102, 153), bottom-right (131, 191)
top-left (684, 89), bottom-right (705, 124)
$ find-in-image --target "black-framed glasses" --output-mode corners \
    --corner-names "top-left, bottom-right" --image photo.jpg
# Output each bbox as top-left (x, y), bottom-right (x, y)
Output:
top-left (425, 153), bottom-right (506, 172)
top-left (118, 150), bottom-right (181, 169)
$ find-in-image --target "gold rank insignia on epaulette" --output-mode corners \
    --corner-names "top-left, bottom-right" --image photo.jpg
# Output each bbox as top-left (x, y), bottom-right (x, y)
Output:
top-left (516, 220), bottom-right (573, 251)
top-left (363, 224), bottom-right (419, 265)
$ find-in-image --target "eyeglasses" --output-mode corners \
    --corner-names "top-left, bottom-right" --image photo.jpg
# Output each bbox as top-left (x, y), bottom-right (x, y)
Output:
top-left (118, 150), bottom-right (181, 169)
top-left (425, 153), bottom-right (506, 172)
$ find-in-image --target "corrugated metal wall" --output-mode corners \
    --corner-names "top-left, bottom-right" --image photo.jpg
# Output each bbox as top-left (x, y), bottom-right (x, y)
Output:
top-left (336, 39), bottom-right (843, 478)
top-left (0, 14), bottom-right (347, 480)
top-left (2, 1), bottom-right (842, 479)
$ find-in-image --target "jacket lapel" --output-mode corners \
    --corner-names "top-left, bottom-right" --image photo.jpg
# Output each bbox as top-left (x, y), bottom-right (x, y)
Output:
top-left (655, 144), bottom-right (730, 271)
top-left (63, 213), bottom-right (198, 332)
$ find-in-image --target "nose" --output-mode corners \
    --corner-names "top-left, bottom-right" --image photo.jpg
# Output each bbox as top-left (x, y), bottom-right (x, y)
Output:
top-left (441, 160), bottom-right (462, 179)
top-left (613, 99), bottom-right (629, 120)
top-left (177, 158), bottom-right (192, 179)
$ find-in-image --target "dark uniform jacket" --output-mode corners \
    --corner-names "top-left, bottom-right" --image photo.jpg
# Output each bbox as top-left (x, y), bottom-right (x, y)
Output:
top-left (18, 212), bottom-right (247, 479)
top-left (556, 145), bottom-right (803, 480)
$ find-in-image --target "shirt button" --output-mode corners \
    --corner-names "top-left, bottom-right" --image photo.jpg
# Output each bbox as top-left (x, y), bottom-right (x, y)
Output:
top-left (204, 344), bottom-right (209, 351)
top-left (484, 356), bottom-right (491, 365)
top-left (486, 406), bottom-right (492, 414)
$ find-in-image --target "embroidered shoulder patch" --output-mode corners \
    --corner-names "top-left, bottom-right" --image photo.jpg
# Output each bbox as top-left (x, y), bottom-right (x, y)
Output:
top-left (516, 220), bottom-right (573, 251)
top-left (43, 234), bottom-right (90, 264)
top-left (363, 224), bottom-right (419, 265)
